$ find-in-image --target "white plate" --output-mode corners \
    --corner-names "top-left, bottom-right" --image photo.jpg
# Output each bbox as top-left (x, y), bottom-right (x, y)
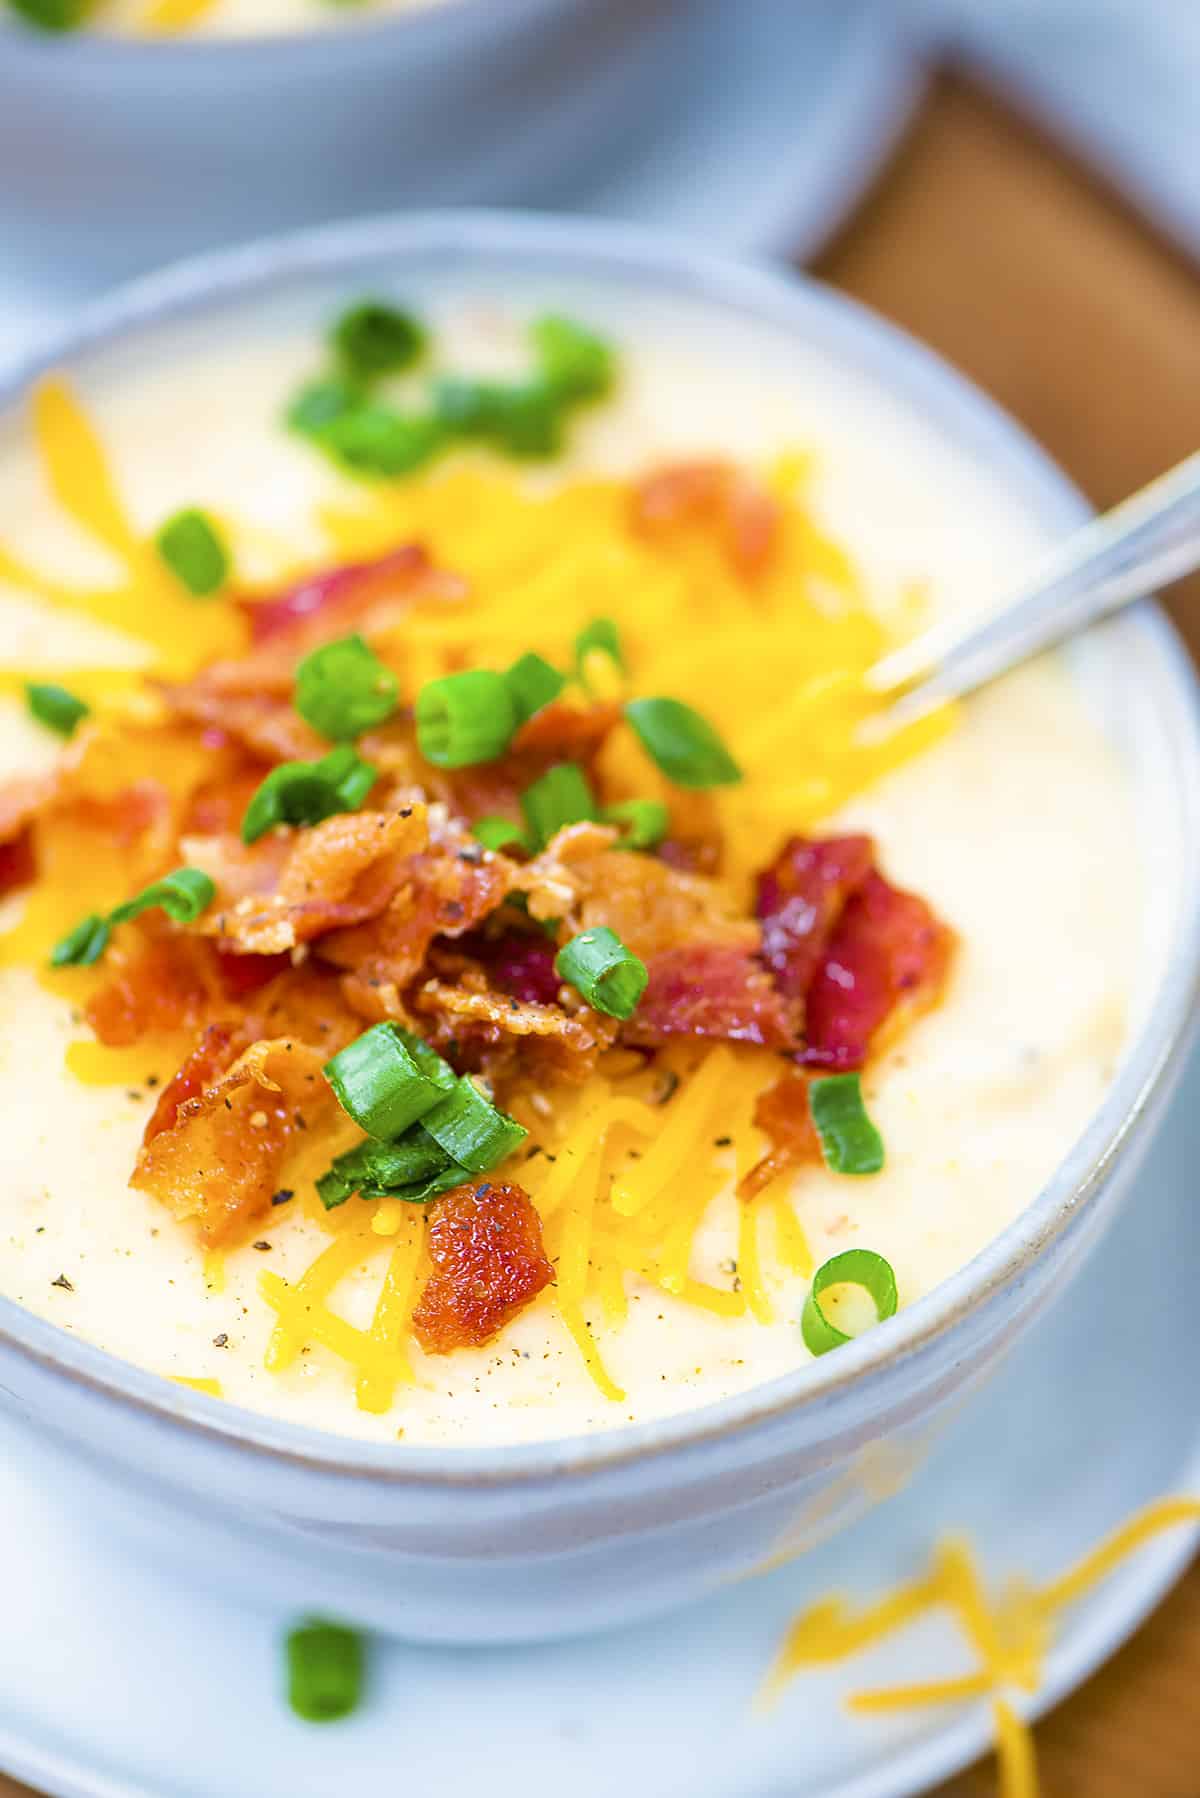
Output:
top-left (0, 0), bottom-right (921, 373)
top-left (3, 1039), bottom-right (1197, 1798)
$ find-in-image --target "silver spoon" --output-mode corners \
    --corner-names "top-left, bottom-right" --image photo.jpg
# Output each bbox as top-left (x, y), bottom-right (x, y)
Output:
top-left (865, 449), bottom-right (1200, 728)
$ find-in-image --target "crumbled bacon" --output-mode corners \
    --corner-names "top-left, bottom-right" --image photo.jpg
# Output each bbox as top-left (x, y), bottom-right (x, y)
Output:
top-left (756, 833), bottom-right (875, 999)
top-left (0, 774), bottom-right (55, 844)
top-left (0, 826), bottom-right (35, 897)
top-left (142, 1022), bottom-right (243, 1145)
top-left (474, 933), bottom-right (562, 1006)
top-left (411, 1179), bottom-right (554, 1353)
top-left (509, 699), bottom-right (621, 761)
top-left (623, 943), bottom-right (798, 1051)
top-left (132, 1036), bottom-right (333, 1243)
top-left (237, 543), bottom-right (434, 644)
top-left (738, 1067), bottom-right (822, 1200)
top-left (158, 686), bottom-right (325, 766)
top-left (630, 459), bottom-right (780, 578)
top-left (85, 931), bottom-right (221, 1049)
top-left (413, 974), bottom-right (615, 1084)
top-left (186, 806), bottom-right (427, 955)
top-left (802, 870), bottom-right (956, 1071)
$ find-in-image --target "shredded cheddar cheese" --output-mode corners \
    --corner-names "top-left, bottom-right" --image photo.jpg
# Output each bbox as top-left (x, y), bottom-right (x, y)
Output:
top-left (1, 374), bottom-right (950, 1416)
top-left (763, 1497), bottom-right (1200, 1798)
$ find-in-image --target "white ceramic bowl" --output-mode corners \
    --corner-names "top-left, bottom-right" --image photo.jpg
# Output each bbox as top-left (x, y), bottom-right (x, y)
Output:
top-left (1, 213), bottom-right (1198, 1645)
top-left (0, 0), bottom-right (679, 288)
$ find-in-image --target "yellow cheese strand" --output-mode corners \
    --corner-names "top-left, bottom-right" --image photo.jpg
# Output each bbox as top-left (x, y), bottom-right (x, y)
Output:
top-left (355, 1211), bottom-right (425, 1415)
top-left (171, 1376), bottom-right (222, 1397)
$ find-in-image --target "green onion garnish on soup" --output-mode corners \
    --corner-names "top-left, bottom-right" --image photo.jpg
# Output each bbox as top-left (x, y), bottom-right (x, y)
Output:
top-left (109, 867), bottom-right (215, 926)
top-left (601, 798), bottom-right (669, 851)
top-left (317, 1133), bottom-right (455, 1211)
top-left (25, 681), bottom-right (89, 739)
top-left (530, 314), bottom-right (616, 403)
top-left (555, 925), bottom-right (648, 1020)
top-left (416, 669), bottom-right (517, 769)
top-left (801, 1249), bottom-right (898, 1357)
top-left (808, 1073), bottom-right (885, 1176)
top-left (294, 634), bottom-right (399, 741)
top-left (240, 746), bottom-right (377, 844)
top-left (574, 616), bottom-right (624, 680)
top-left (155, 508), bottom-right (230, 598)
top-left (505, 651), bottom-right (565, 724)
top-left (49, 913), bottom-right (111, 968)
top-left (285, 1619), bottom-right (365, 1724)
top-left (624, 696), bottom-right (742, 789)
top-left (317, 406), bottom-right (444, 480)
top-left (520, 762), bottom-right (596, 849)
top-left (331, 301), bottom-right (427, 381)
top-left (416, 1075), bottom-right (527, 1173)
top-left (472, 816), bottom-right (530, 855)
top-left (323, 1022), bottom-right (456, 1142)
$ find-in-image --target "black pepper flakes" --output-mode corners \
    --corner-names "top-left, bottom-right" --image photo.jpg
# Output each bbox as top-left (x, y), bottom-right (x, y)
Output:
top-left (252, 1240), bottom-right (272, 1252)
top-left (51, 1274), bottom-right (74, 1291)
top-left (271, 1188), bottom-right (295, 1207)
top-left (213, 1332), bottom-right (229, 1348)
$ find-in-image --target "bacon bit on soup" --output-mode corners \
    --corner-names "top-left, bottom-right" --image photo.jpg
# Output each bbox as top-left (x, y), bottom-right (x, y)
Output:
top-left (738, 1066), bottom-right (822, 1201)
top-left (85, 932), bottom-right (218, 1049)
top-left (756, 833), bottom-right (875, 1000)
top-left (0, 825), bottom-right (36, 897)
top-left (236, 543), bottom-right (436, 644)
top-left (802, 871), bottom-right (956, 1072)
top-left (624, 942), bottom-right (799, 1050)
top-left (133, 1036), bottom-right (334, 1244)
top-left (630, 458), bottom-right (780, 579)
top-left (411, 1179), bottom-right (554, 1353)
top-left (142, 1021), bottom-right (244, 1145)
top-left (413, 972), bottom-right (616, 1086)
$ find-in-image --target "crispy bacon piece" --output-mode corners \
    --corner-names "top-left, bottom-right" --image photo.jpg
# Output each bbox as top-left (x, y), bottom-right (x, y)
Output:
top-left (802, 871), bottom-right (956, 1071)
top-left (142, 1021), bottom-right (243, 1145)
top-left (159, 687), bottom-right (324, 766)
top-left (622, 943), bottom-right (798, 1051)
top-left (413, 974), bottom-right (615, 1084)
top-left (738, 1067), bottom-right (822, 1201)
top-left (185, 807), bottom-right (427, 955)
top-left (85, 932), bottom-right (220, 1049)
top-left (475, 933), bottom-right (561, 1007)
top-left (237, 543), bottom-right (433, 645)
top-left (509, 699), bottom-right (621, 761)
top-left (412, 1179), bottom-right (554, 1354)
top-left (0, 827), bottom-right (35, 897)
top-left (630, 459), bottom-right (780, 579)
top-left (0, 774), bottom-right (54, 845)
top-left (755, 833), bottom-right (875, 999)
top-left (132, 1036), bottom-right (333, 1244)
top-left (319, 826), bottom-right (514, 994)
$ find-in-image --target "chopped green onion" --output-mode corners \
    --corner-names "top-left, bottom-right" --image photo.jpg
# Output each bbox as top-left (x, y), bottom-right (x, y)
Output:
top-left (331, 301), bottom-right (426, 381)
top-left (25, 682), bottom-right (89, 738)
top-left (505, 651), bottom-right (565, 724)
top-left (574, 617), bottom-right (624, 680)
top-left (294, 634), bottom-right (399, 741)
top-left (359, 1160), bottom-right (473, 1204)
top-left (531, 315), bottom-right (616, 403)
top-left (317, 1132), bottom-right (451, 1210)
top-left (240, 745), bottom-right (377, 844)
top-left (801, 1249), bottom-right (898, 1357)
top-left (6, 0), bottom-right (87, 30)
top-left (602, 799), bottom-right (669, 851)
top-left (109, 867), bottom-right (215, 926)
top-left (323, 1022), bottom-right (454, 1142)
top-left (432, 376), bottom-right (563, 459)
top-left (418, 1075), bottom-right (527, 1173)
top-left (808, 1073), bottom-right (885, 1176)
top-left (286, 1619), bottom-right (365, 1724)
top-left (286, 376), bottom-right (364, 435)
top-left (555, 925), bottom-right (647, 1020)
top-left (415, 669), bottom-right (517, 769)
top-left (624, 696), bottom-right (742, 789)
top-left (49, 913), bottom-right (110, 968)
top-left (520, 762), bottom-right (595, 849)
top-left (472, 816), bottom-right (530, 854)
top-left (155, 509), bottom-right (230, 598)
top-left (394, 1027), bottom-right (457, 1095)
top-left (317, 405), bottom-right (444, 479)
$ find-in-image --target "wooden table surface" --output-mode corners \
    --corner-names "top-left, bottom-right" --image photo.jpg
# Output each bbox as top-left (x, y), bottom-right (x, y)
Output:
top-left (5, 70), bottom-right (1200, 1798)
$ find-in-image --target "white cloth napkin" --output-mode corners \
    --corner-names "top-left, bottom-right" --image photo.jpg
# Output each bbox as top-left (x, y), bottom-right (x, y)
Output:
top-left (921, 0), bottom-right (1200, 256)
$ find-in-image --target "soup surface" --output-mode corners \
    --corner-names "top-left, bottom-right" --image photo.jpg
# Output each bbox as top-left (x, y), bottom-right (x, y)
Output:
top-left (0, 287), bottom-right (1141, 1443)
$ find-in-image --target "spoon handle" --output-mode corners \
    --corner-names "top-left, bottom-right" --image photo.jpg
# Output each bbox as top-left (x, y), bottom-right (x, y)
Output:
top-left (867, 448), bottom-right (1200, 709)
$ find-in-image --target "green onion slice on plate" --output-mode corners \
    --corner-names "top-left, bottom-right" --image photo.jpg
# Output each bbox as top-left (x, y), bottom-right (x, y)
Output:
top-left (240, 745), bottom-right (377, 844)
top-left (155, 508), bottom-right (230, 598)
top-left (417, 1075), bottom-right (527, 1173)
top-left (331, 300), bottom-right (427, 381)
top-left (323, 1022), bottom-right (456, 1143)
top-left (416, 669), bottom-right (517, 769)
top-left (555, 925), bottom-right (647, 1020)
top-left (801, 1249), bottom-right (899, 1357)
top-left (808, 1072), bottom-right (886, 1176)
top-left (294, 634), bottom-right (399, 741)
top-left (285, 1619), bottom-right (365, 1724)
top-left (624, 696), bottom-right (742, 789)
top-left (505, 651), bottom-right (565, 725)
top-left (25, 682), bottom-right (89, 738)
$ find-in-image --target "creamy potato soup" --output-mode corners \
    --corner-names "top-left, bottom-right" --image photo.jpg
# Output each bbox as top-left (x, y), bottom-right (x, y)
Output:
top-left (0, 284), bottom-right (1141, 1444)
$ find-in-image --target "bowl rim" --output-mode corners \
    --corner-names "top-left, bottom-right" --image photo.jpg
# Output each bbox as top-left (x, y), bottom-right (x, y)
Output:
top-left (2, 208), bottom-right (1199, 1488)
top-left (0, 0), bottom-right (581, 65)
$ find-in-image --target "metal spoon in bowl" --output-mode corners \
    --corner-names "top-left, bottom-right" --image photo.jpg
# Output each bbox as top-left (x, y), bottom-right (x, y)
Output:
top-left (864, 449), bottom-right (1200, 729)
